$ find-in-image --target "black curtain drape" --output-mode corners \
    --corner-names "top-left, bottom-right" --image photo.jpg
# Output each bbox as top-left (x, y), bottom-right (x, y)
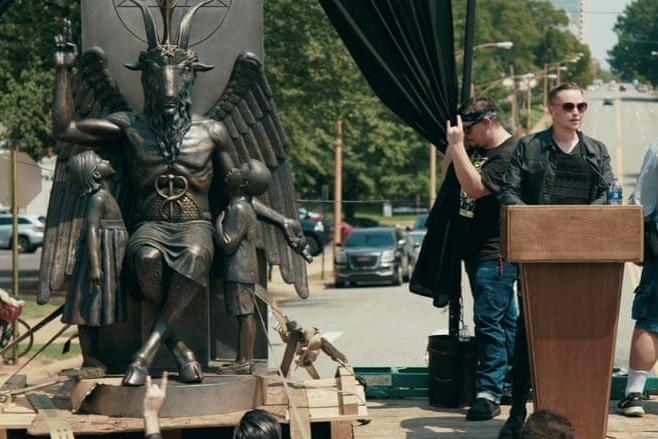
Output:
top-left (318, 1), bottom-right (462, 306)
top-left (317, 0), bottom-right (458, 152)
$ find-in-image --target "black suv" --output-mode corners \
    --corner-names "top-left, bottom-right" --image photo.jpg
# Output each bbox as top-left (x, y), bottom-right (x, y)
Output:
top-left (334, 227), bottom-right (413, 287)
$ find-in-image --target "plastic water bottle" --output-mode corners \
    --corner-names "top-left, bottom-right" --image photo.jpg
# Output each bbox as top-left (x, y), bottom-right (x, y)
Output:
top-left (608, 177), bottom-right (623, 205)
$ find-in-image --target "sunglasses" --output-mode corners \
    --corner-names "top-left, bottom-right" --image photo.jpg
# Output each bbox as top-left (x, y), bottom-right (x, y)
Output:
top-left (555, 102), bottom-right (588, 112)
top-left (464, 119), bottom-right (484, 134)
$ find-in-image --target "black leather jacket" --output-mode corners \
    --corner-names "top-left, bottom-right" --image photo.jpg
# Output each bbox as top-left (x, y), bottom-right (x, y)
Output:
top-left (499, 128), bottom-right (613, 205)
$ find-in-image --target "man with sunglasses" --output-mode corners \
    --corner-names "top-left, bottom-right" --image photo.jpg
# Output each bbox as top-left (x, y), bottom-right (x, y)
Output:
top-left (445, 97), bottom-right (518, 421)
top-left (497, 82), bottom-right (614, 438)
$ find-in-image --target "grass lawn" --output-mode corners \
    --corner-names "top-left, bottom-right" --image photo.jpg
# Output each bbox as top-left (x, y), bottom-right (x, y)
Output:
top-left (21, 296), bottom-right (65, 321)
top-left (29, 341), bottom-right (81, 364)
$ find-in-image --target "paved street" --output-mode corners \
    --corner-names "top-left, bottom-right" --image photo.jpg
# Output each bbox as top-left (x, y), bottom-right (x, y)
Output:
top-left (0, 248), bottom-right (40, 292)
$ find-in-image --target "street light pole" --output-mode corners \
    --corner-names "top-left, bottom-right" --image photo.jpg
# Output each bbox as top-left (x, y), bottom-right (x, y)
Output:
top-left (333, 118), bottom-right (343, 258)
top-left (10, 140), bottom-right (19, 364)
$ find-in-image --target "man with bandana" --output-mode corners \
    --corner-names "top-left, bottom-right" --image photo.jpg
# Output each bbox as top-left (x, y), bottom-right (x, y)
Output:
top-left (445, 96), bottom-right (518, 421)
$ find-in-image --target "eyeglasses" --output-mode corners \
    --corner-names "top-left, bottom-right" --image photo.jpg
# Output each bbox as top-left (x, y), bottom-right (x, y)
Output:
top-left (556, 102), bottom-right (588, 113)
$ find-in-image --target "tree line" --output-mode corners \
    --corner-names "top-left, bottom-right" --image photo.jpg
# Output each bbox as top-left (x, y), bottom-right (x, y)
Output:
top-left (609, 0), bottom-right (658, 85)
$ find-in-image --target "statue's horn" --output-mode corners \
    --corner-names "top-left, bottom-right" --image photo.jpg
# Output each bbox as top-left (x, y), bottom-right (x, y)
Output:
top-left (177, 0), bottom-right (212, 49)
top-left (129, 0), bottom-right (159, 49)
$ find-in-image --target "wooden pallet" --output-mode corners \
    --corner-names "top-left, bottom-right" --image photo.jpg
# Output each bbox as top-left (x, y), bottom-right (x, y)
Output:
top-left (0, 368), bottom-right (366, 439)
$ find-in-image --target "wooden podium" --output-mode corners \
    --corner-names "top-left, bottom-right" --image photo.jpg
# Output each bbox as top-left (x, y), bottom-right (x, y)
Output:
top-left (501, 205), bottom-right (643, 439)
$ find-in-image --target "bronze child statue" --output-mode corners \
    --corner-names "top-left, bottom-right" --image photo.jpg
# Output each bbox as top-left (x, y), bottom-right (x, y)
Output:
top-left (216, 159), bottom-right (273, 375)
top-left (64, 150), bottom-right (128, 369)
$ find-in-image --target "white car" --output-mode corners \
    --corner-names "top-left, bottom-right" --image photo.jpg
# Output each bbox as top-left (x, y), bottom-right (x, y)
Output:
top-left (0, 214), bottom-right (44, 253)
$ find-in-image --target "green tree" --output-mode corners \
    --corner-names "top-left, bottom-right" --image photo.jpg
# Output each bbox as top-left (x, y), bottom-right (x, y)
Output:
top-left (609, 0), bottom-right (658, 85)
top-left (0, 0), bottom-right (79, 158)
top-left (452, 0), bottom-right (592, 131)
top-left (264, 0), bottom-right (433, 210)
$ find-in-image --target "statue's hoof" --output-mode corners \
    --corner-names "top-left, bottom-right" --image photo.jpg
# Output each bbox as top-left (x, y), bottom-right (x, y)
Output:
top-left (178, 360), bottom-right (203, 383)
top-left (122, 362), bottom-right (148, 386)
top-left (216, 360), bottom-right (253, 375)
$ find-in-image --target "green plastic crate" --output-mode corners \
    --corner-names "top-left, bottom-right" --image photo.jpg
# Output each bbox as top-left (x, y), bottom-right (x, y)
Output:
top-left (355, 367), bottom-right (428, 398)
top-left (356, 367), bottom-right (658, 401)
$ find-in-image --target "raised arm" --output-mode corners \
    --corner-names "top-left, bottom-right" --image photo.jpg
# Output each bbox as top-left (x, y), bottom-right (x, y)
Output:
top-left (53, 19), bottom-right (123, 146)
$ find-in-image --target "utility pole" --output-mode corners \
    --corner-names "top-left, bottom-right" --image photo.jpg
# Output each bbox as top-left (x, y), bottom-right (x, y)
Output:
top-left (527, 85), bottom-right (532, 131)
top-left (509, 64), bottom-right (519, 133)
top-left (10, 141), bottom-right (19, 364)
top-left (333, 118), bottom-right (343, 259)
top-left (429, 145), bottom-right (436, 208)
top-left (556, 62), bottom-right (561, 83)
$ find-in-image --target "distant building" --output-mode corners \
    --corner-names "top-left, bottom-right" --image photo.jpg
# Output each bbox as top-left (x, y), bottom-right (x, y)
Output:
top-left (0, 148), bottom-right (56, 216)
top-left (548, 0), bottom-right (586, 42)
top-left (25, 150), bottom-right (56, 217)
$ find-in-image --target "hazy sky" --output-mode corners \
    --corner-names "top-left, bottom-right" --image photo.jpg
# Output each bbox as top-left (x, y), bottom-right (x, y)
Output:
top-left (583, 0), bottom-right (633, 70)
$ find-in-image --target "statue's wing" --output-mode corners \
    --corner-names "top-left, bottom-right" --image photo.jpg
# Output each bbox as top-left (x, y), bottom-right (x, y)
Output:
top-left (38, 48), bottom-right (132, 304)
top-left (206, 53), bottom-right (309, 299)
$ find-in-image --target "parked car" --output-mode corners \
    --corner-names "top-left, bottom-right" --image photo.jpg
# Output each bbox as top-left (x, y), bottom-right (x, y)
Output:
top-left (300, 216), bottom-right (330, 256)
top-left (346, 216), bottom-right (380, 228)
top-left (334, 227), bottom-right (414, 287)
top-left (0, 214), bottom-right (44, 253)
top-left (619, 84), bottom-right (627, 92)
top-left (603, 96), bottom-right (614, 106)
top-left (298, 207), bottom-right (322, 221)
top-left (324, 220), bottom-right (358, 243)
top-left (413, 213), bottom-right (428, 230)
top-left (408, 229), bottom-right (427, 264)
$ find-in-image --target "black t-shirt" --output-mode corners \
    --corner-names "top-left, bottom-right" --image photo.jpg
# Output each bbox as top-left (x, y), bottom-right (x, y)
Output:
top-left (454, 136), bottom-right (517, 262)
top-left (549, 142), bottom-right (593, 204)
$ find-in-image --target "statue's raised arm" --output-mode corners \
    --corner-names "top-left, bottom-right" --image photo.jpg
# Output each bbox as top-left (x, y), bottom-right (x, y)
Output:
top-left (53, 19), bottom-right (124, 145)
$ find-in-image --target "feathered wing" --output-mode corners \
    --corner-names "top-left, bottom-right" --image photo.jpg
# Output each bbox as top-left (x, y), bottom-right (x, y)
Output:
top-left (38, 47), bottom-right (132, 304)
top-left (206, 53), bottom-right (309, 299)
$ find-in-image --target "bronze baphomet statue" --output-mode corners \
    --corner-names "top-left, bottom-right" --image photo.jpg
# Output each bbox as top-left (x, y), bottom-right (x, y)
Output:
top-left (44, 0), bottom-right (310, 386)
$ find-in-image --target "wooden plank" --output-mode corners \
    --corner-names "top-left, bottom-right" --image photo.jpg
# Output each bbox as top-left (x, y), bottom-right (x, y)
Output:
top-left (26, 394), bottom-right (74, 439)
top-left (23, 374), bottom-right (367, 436)
top-left (289, 386), bottom-right (311, 439)
top-left (500, 205), bottom-right (643, 262)
top-left (336, 368), bottom-right (358, 416)
top-left (0, 414), bottom-right (35, 429)
top-left (330, 421), bottom-right (353, 439)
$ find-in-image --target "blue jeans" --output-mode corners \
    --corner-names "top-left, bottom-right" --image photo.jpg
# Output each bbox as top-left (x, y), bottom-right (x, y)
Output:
top-left (466, 259), bottom-right (518, 402)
